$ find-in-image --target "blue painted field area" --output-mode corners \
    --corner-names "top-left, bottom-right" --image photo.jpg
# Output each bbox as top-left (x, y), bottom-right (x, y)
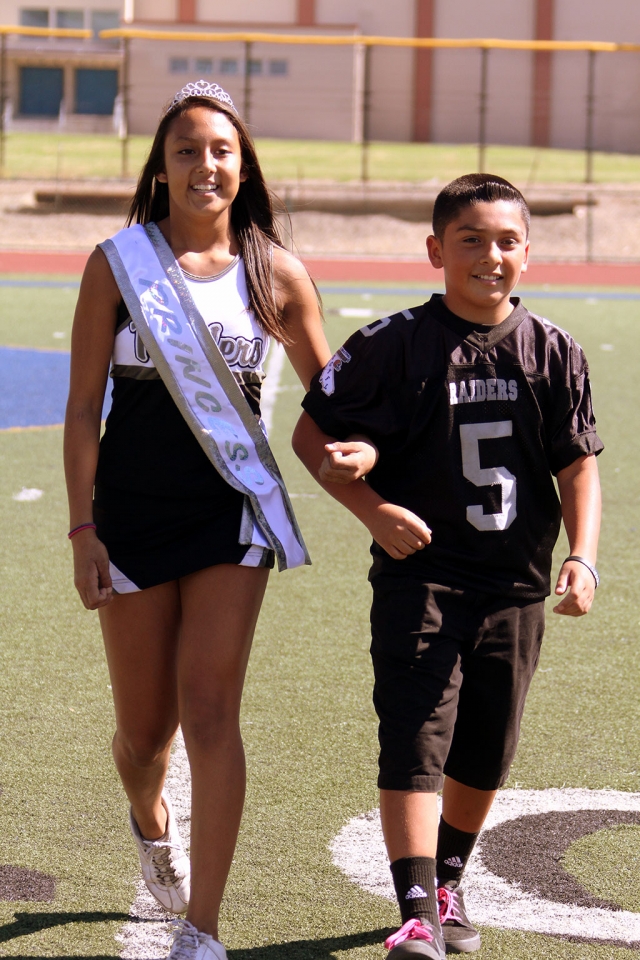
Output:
top-left (0, 347), bottom-right (110, 429)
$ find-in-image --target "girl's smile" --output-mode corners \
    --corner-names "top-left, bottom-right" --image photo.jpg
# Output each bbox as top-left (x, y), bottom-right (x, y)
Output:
top-left (156, 106), bottom-right (246, 217)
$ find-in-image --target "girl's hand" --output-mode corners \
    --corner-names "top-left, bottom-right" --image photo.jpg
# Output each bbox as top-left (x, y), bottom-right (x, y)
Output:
top-left (72, 531), bottom-right (113, 610)
top-left (319, 439), bottom-right (379, 484)
top-left (367, 503), bottom-right (432, 560)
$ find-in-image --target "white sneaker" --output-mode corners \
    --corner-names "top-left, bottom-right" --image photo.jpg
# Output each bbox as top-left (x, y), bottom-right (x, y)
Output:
top-left (168, 919), bottom-right (228, 960)
top-left (129, 789), bottom-right (190, 914)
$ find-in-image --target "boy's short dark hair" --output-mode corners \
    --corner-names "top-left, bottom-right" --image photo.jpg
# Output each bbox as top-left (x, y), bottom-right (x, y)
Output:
top-left (432, 173), bottom-right (530, 239)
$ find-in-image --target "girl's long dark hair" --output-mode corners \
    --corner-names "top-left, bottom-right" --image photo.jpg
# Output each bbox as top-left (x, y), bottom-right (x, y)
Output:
top-left (127, 95), bottom-right (295, 343)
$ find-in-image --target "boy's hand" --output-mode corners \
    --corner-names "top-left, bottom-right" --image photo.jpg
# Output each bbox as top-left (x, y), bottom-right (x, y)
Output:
top-left (553, 560), bottom-right (596, 616)
top-left (367, 503), bottom-right (432, 559)
top-left (319, 439), bottom-right (379, 484)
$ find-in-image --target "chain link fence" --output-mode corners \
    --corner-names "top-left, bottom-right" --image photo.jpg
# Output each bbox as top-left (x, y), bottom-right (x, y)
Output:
top-left (2, 26), bottom-right (640, 261)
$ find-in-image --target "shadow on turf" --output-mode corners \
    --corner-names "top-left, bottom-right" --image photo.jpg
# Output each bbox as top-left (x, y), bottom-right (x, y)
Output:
top-left (0, 909), bottom-right (130, 948)
top-left (229, 928), bottom-right (395, 960)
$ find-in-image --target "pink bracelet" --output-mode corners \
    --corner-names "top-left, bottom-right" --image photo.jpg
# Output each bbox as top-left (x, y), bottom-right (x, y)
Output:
top-left (68, 522), bottom-right (97, 539)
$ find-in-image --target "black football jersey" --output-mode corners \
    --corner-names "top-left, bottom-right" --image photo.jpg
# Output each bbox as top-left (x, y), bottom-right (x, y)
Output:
top-left (302, 294), bottom-right (603, 598)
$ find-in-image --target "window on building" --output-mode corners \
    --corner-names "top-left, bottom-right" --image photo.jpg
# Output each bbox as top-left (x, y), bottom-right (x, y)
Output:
top-left (19, 9), bottom-right (49, 27)
top-left (195, 58), bottom-right (213, 75)
top-left (91, 10), bottom-right (119, 39)
top-left (169, 58), bottom-right (189, 73)
top-left (220, 59), bottom-right (238, 75)
top-left (19, 65), bottom-right (63, 115)
top-left (75, 68), bottom-right (118, 114)
top-left (269, 59), bottom-right (288, 76)
top-left (56, 10), bottom-right (84, 28)
top-left (247, 59), bottom-right (262, 76)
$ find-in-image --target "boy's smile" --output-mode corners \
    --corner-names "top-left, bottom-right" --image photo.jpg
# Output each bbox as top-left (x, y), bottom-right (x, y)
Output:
top-left (426, 200), bottom-right (529, 325)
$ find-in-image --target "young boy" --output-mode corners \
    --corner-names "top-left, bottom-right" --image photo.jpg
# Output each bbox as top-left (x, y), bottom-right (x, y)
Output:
top-left (292, 174), bottom-right (602, 959)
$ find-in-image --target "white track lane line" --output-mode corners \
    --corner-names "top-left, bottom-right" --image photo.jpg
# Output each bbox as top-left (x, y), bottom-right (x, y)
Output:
top-left (117, 341), bottom-right (286, 959)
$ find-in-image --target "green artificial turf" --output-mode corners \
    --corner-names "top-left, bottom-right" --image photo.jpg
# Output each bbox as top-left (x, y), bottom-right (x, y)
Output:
top-left (508, 296), bottom-right (640, 795)
top-left (1, 285), bottom-right (640, 957)
top-left (0, 284), bottom-right (78, 350)
top-left (563, 825), bottom-right (640, 912)
top-left (0, 428), bottom-right (134, 956)
top-left (3, 132), bottom-right (640, 184)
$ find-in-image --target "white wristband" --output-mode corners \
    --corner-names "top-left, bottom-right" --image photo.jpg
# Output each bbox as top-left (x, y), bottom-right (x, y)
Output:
top-left (564, 555), bottom-right (599, 588)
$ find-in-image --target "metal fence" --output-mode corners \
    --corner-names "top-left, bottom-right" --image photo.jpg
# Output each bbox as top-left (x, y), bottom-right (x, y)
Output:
top-left (99, 30), bottom-right (640, 182)
top-left (2, 26), bottom-right (640, 261)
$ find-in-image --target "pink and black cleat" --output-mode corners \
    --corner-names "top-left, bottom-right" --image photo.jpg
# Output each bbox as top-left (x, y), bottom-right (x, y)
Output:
top-left (385, 918), bottom-right (446, 960)
top-left (437, 884), bottom-right (481, 954)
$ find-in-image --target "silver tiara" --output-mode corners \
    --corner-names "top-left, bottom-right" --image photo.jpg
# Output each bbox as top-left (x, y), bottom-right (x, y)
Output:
top-left (167, 80), bottom-right (237, 114)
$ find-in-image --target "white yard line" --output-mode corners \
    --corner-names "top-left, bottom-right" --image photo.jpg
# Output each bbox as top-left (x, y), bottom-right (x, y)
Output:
top-left (118, 342), bottom-right (287, 959)
top-left (260, 341), bottom-right (285, 435)
top-left (117, 731), bottom-right (191, 959)
top-left (330, 789), bottom-right (640, 945)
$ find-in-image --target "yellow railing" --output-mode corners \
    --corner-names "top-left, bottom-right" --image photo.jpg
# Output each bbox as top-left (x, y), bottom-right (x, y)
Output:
top-left (100, 29), bottom-right (640, 53)
top-left (0, 25), bottom-right (92, 38)
top-left (100, 28), bottom-right (639, 191)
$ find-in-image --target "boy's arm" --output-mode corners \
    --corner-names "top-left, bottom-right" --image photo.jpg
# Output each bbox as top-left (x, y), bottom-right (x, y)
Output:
top-left (292, 412), bottom-right (431, 560)
top-left (554, 453), bottom-right (601, 616)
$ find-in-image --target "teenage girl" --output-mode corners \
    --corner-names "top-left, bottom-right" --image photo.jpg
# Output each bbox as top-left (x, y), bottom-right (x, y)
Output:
top-left (65, 81), bottom-right (337, 960)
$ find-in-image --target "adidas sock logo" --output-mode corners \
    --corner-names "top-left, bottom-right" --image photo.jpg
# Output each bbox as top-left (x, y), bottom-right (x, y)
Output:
top-left (443, 856), bottom-right (464, 869)
top-left (405, 884), bottom-right (428, 900)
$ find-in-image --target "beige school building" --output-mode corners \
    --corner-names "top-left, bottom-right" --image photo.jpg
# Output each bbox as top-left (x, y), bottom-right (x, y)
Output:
top-left (0, 0), bottom-right (640, 152)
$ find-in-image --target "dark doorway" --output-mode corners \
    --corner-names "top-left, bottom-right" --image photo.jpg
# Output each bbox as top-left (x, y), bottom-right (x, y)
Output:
top-left (19, 66), bottom-right (64, 116)
top-left (75, 68), bottom-right (118, 114)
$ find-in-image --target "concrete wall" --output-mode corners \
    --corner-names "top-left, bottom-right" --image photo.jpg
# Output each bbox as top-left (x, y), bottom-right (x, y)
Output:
top-left (316, 0), bottom-right (415, 141)
top-left (128, 27), bottom-right (357, 140)
top-left (195, 0), bottom-right (296, 25)
top-left (136, 0), bottom-right (175, 21)
top-left (550, 0), bottom-right (640, 152)
top-left (430, 0), bottom-right (535, 146)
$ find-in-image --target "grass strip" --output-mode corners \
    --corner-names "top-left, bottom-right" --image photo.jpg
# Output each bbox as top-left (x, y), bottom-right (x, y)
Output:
top-left (3, 134), bottom-right (640, 184)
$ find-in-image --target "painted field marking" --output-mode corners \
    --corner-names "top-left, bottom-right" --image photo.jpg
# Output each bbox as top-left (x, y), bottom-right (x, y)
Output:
top-left (0, 347), bottom-right (71, 430)
top-left (261, 341), bottom-right (285, 435)
top-left (331, 789), bottom-right (640, 948)
top-left (12, 487), bottom-right (43, 501)
top-left (0, 347), bottom-right (111, 431)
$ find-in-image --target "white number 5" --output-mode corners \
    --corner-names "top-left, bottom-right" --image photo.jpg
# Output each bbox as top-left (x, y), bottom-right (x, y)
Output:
top-left (459, 421), bottom-right (517, 531)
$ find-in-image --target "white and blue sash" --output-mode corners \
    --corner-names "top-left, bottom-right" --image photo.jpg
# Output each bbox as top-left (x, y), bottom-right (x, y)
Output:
top-left (99, 223), bottom-right (310, 572)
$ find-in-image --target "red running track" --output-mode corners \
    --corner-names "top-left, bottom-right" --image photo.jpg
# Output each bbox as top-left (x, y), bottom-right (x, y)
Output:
top-left (2, 250), bottom-right (640, 287)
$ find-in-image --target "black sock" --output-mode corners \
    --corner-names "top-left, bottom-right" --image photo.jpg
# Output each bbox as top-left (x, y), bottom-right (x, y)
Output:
top-left (390, 856), bottom-right (439, 927)
top-left (436, 817), bottom-right (479, 887)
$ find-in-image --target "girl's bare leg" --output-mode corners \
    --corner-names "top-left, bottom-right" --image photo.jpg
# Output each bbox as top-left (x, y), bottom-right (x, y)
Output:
top-left (99, 581), bottom-right (181, 840)
top-left (177, 563), bottom-right (269, 939)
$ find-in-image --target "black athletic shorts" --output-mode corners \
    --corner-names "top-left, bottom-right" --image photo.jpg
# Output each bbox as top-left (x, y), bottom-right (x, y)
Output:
top-left (370, 577), bottom-right (545, 792)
